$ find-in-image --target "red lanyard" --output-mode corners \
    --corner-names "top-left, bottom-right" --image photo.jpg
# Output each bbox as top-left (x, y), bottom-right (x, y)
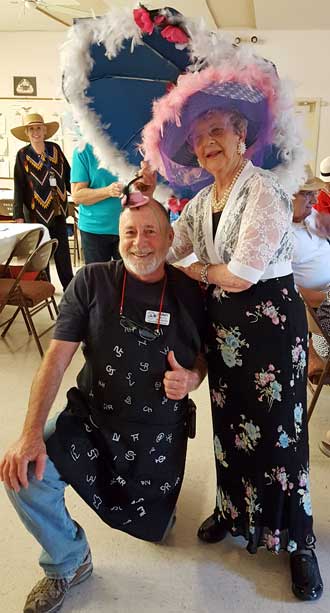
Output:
top-left (120, 269), bottom-right (167, 332)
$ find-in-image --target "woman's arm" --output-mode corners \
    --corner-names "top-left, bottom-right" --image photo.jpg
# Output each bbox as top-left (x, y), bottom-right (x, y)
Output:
top-left (13, 151), bottom-right (26, 221)
top-left (62, 149), bottom-right (71, 194)
top-left (71, 181), bottom-right (123, 205)
top-left (179, 174), bottom-right (291, 292)
top-left (227, 175), bottom-right (291, 283)
top-left (178, 261), bottom-right (251, 292)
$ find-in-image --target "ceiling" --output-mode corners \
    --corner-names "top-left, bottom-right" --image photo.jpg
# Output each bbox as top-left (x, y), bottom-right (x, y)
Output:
top-left (2, 0), bottom-right (330, 32)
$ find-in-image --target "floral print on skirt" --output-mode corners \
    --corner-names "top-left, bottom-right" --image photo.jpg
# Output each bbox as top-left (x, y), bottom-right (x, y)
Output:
top-left (206, 274), bottom-right (315, 554)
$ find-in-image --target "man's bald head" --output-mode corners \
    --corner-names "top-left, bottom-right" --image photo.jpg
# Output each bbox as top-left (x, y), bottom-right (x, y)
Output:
top-left (120, 198), bottom-right (170, 231)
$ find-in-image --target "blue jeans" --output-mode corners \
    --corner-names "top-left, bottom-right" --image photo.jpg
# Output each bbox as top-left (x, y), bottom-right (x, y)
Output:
top-left (5, 417), bottom-right (89, 579)
top-left (80, 230), bottom-right (119, 264)
top-left (5, 418), bottom-right (175, 577)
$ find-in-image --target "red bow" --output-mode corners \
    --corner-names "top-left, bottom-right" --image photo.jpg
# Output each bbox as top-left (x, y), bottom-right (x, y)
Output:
top-left (133, 6), bottom-right (189, 45)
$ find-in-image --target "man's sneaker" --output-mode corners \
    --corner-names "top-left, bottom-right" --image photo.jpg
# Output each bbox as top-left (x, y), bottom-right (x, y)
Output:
top-left (23, 549), bottom-right (93, 613)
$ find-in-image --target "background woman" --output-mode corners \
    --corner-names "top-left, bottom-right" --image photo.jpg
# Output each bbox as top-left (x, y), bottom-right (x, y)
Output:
top-left (142, 62), bottom-right (323, 601)
top-left (11, 113), bottom-right (73, 291)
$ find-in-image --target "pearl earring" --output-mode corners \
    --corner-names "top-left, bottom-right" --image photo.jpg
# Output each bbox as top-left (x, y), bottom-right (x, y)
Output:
top-left (237, 141), bottom-right (246, 155)
top-left (197, 158), bottom-right (203, 168)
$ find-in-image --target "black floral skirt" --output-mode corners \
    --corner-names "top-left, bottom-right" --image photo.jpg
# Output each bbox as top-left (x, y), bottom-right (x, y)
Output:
top-left (206, 274), bottom-right (315, 554)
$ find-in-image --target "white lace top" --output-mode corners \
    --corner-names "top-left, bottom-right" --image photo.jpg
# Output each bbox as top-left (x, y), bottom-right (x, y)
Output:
top-left (168, 161), bottom-right (294, 283)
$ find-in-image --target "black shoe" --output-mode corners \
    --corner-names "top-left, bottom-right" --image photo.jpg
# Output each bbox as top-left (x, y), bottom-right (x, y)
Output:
top-left (290, 549), bottom-right (323, 601)
top-left (197, 514), bottom-right (227, 543)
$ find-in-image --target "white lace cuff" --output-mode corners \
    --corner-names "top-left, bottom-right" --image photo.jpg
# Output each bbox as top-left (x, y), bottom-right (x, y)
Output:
top-left (227, 258), bottom-right (264, 284)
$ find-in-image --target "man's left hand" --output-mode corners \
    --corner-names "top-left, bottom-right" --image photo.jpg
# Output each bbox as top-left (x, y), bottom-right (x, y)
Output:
top-left (163, 350), bottom-right (199, 400)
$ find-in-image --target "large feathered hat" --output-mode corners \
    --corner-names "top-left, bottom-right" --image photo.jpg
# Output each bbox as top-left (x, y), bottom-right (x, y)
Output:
top-left (142, 28), bottom-right (306, 197)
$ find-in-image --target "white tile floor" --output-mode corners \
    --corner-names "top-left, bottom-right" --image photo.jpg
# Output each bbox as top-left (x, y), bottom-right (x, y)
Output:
top-left (1, 267), bottom-right (329, 612)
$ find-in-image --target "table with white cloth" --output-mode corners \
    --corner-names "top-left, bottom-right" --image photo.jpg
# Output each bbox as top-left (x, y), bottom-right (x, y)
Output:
top-left (0, 223), bottom-right (50, 264)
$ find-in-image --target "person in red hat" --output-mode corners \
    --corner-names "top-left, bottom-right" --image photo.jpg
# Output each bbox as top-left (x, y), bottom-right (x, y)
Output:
top-left (314, 156), bottom-right (330, 215)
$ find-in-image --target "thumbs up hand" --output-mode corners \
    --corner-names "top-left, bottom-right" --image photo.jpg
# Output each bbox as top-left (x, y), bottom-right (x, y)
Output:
top-left (163, 350), bottom-right (199, 400)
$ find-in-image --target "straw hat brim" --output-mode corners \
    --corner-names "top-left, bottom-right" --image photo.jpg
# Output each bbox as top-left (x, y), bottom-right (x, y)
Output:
top-left (11, 121), bottom-right (59, 142)
top-left (300, 177), bottom-right (325, 191)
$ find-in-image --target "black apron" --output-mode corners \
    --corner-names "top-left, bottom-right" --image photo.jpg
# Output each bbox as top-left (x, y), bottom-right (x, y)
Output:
top-left (47, 264), bottom-right (202, 542)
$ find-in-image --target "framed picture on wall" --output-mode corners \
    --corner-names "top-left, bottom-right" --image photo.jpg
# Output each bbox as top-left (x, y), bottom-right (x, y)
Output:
top-left (13, 76), bottom-right (37, 97)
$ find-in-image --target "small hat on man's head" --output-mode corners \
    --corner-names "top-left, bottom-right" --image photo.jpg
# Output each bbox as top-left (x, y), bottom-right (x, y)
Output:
top-left (11, 113), bottom-right (59, 142)
top-left (299, 165), bottom-right (324, 192)
top-left (320, 156), bottom-right (330, 183)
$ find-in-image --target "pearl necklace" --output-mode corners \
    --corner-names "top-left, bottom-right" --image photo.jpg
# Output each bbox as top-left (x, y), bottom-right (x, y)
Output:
top-left (211, 160), bottom-right (247, 213)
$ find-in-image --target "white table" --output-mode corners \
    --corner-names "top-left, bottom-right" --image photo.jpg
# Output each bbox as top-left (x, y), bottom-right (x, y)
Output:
top-left (0, 189), bottom-right (14, 200)
top-left (0, 223), bottom-right (50, 263)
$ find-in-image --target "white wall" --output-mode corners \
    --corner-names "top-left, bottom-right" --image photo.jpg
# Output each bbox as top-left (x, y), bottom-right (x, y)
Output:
top-left (1, 28), bottom-right (330, 174)
top-left (230, 29), bottom-right (330, 171)
top-left (0, 32), bottom-right (65, 98)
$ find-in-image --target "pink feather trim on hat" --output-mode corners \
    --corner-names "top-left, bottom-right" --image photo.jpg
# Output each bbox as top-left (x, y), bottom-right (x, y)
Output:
top-left (142, 64), bottom-right (281, 175)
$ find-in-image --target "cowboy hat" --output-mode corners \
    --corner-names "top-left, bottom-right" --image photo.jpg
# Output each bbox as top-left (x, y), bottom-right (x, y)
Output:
top-left (299, 165), bottom-right (324, 192)
top-left (11, 113), bottom-right (59, 142)
top-left (320, 156), bottom-right (330, 183)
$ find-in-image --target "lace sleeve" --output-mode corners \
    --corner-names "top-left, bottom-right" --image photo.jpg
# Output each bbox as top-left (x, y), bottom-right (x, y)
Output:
top-left (228, 174), bottom-right (292, 283)
top-left (167, 200), bottom-right (195, 263)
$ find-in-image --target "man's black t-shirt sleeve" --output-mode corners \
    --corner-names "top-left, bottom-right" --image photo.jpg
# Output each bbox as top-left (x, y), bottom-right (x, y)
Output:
top-left (53, 267), bottom-right (90, 343)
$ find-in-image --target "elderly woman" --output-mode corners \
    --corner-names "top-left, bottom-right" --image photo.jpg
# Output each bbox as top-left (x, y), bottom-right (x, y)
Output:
top-left (11, 113), bottom-right (73, 291)
top-left (141, 64), bottom-right (323, 601)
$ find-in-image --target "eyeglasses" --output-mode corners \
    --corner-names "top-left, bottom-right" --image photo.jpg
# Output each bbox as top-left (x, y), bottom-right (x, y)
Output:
top-left (120, 315), bottom-right (161, 341)
top-left (119, 269), bottom-right (167, 341)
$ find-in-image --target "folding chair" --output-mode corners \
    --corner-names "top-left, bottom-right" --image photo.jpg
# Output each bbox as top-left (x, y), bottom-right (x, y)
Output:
top-left (0, 226), bottom-right (44, 279)
top-left (299, 289), bottom-right (330, 422)
top-left (0, 239), bottom-right (59, 357)
top-left (67, 203), bottom-right (81, 266)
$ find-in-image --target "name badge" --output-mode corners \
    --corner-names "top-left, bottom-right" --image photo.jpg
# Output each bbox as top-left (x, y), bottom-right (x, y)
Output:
top-left (145, 310), bottom-right (170, 326)
top-left (49, 175), bottom-right (56, 187)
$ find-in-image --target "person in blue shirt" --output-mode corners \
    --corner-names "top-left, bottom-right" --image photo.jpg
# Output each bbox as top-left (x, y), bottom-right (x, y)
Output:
top-left (71, 144), bottom-right (123, 263)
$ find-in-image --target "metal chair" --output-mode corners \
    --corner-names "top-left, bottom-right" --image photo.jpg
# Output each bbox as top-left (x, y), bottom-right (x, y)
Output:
top-left (0, 227), bottom-right (44, 279)
top-left (67, 203), bottom-right (81, 266)
top-left (0, 239), bottom-right (59, 356)
top-left (299, 287), bottom-right (330, 422)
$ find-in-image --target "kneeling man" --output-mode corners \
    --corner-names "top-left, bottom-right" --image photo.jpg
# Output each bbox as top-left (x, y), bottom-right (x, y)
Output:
top-left (0, 198), bottom-right (206, 613)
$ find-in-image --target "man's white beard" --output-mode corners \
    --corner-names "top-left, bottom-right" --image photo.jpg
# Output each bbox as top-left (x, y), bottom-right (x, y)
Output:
top-left (121, 252), bottom-right (165, 277)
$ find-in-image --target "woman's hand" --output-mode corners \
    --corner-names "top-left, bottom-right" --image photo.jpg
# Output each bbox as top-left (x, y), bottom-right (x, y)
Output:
top-left (108, 182), bottom-right (124, 198)
top-left (178, 261), bottom-right (252, 292)
top-left (135, 161), bottom-right (157, 198)
top-left (177, 262), bottom-right (203, 281)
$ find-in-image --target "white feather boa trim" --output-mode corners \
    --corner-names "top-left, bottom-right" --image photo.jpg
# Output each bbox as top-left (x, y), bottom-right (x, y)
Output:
top-left (61, 4), bottom-right (306, 197)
